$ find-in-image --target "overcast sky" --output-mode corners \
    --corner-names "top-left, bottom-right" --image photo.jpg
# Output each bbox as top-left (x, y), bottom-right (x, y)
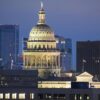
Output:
top-left (0, 0), bottom-right (100, 69)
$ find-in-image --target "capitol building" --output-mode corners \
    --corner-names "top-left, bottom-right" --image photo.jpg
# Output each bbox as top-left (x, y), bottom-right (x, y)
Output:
top-left (23, 2), bottom-right (61, 77)
top-left (1, 2), bottom-right (100, 100)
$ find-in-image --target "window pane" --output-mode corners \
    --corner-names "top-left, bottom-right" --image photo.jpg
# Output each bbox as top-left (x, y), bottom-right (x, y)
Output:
top-left (0, 93), bottom-right (3, 99)
top-left (5, 93), bottom-right (10, 99)
top-left (30, 93), bottom-right (34, 99)
top-left (19, 93), bottom-right (25, 99)
top-left (12, 93), bottom-right (17, 99)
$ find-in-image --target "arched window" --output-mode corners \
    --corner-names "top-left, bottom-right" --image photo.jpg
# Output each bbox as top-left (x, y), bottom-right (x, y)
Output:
top-left (43, 45), bottom-right (45, 49)
top-left (38, 45), bottom-right (41, 49)
top-left (47, 45), bottom-right (49, 49)
top-left (34, 45), bottom-right (37, 49)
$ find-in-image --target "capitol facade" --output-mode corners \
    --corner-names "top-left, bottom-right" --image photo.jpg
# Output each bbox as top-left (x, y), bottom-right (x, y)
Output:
top-left (23, 2), bottom-right (61, 77)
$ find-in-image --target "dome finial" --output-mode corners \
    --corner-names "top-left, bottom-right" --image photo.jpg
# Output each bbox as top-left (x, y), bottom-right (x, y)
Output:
top-left (41, 1), bottom-right (43, 9)
top-left (38, 0), bottom-right (45, 24)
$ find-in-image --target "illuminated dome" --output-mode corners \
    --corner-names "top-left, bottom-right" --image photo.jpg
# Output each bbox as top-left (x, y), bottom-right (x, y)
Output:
top-left (29, 24), bottom-right (55, 41)
top-left (29, 2), bottom-right (55, 41)
top-left (28, 2), bottom-right (56, 49)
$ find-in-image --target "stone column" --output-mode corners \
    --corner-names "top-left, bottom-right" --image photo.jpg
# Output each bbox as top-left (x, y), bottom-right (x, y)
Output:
top-left (26, 56), bottom-right (28, 68)
top-left (51, 56), bottom-right (54, 69)
top-left (30, 55), bottom-right (32, 69)
top-left (47, 56), bottom-right (48, 68)
top-left (40, 57), bottom-right (42, 69)
top-left (55, 56), bottom-right (58, 69)
top-left (58, 55), bottom-right (60, 69)
top-left (33, 56), bottom-right (35, 68)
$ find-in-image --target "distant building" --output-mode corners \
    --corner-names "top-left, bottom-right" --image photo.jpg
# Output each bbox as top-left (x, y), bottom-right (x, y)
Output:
top-left (76, 41), bottom-right (100, 78)
top-left (55, 35), bottom-right (72, 71)
top-left (23, 38), bottom-right (28, 50)
top-left (0, 25), bottom-right (19, 69)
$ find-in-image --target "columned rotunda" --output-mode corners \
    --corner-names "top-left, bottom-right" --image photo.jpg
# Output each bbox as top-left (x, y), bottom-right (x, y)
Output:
top-left (23, 2), bottom-right (61, 77)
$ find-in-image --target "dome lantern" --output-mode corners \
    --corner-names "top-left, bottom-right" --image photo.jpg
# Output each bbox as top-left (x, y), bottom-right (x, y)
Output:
top-left (29, 1), bottom-right (56, 42)
top-left (38, 1), bottom-right (46, 25)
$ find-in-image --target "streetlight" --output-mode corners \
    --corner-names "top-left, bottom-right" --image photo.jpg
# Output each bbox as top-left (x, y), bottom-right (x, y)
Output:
top-left (95, 59), bottom-right (100, 64)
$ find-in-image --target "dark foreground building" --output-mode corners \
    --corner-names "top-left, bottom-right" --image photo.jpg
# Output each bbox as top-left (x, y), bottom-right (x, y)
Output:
top-left (0, 70), bottom-right (38, 99)
top-left (0, 70), bottom-right (100, 100)
top-left (77, 41), bottom-right (100, 78)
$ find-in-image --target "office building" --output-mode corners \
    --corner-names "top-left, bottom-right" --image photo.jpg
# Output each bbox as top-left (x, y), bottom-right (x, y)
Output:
top-left (0, 25), bottom-right (19, 69)
top-left (55, 35), bottom-right (72, 71)
top-left (76, 41), bottom-right (100, 79)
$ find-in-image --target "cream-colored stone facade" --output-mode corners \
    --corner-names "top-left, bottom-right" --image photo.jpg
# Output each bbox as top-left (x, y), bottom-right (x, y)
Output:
top-left (23, 51), bottom-right (61, 77)
top-left (76, 72), bottom-right (93, 82)
top-left (38, 81), bottom-right (71, 88)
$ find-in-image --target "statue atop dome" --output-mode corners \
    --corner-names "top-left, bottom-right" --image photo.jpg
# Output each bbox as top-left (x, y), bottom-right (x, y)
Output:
top-left (41, 1), bottom-right (43, 9)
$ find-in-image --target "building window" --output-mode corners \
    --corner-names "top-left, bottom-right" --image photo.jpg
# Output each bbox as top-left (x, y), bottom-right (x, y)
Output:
top-left (43, 45), bottom-right (45, 49)
top-left (30, 93), bottom-right (34, 99)
top-left (12, 93), bottom-right (17, 99)
top-left (0, 93), bottom-right (3, 99)
top-left (56, 40), bottom-right (59, 43)
top-left (34, 45), bottom-right (37, 49)
top-left (53, 94), bottom-right (65, 99)
top-left (45, 94), bottom-right (52, 99)
top-left (5, 93), bottom-right (10, 99)
top-left (38, 94), bottom-right (43, 99)
top-left (84, 94), bottom-right (90, 100)
top-left (18, 93), bottom-right (25, 99)
top-left (87, 96), bottom-right (90, 100)
top-left (69, 94), bottom-right (82, 100)
top-left (61, 41), bottom-right (65, 44)
top-left (38, 45), bottom-right (41, 49)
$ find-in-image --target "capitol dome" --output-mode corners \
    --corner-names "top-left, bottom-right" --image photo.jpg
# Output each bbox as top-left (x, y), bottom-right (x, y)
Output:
top-left (29, 24), bottom-right (55, 41)
top-left (27, 2), bottom-right (56, 49)
top-left (29, 2), bottom-right (55, 42)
